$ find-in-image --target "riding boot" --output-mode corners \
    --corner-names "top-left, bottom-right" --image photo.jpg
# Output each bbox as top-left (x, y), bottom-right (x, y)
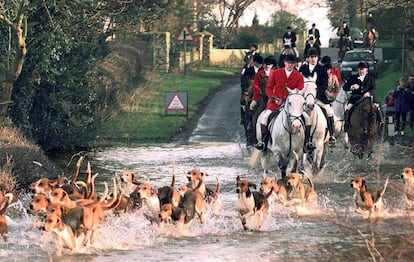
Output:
top-left (304, 125), bottom-right (315, 153)
top-left (344, 110), bottom-right (350, 133)
top-left (376, 106), bottom-right (384, 127)
top-left (240, 106), bottom-right (246, 125)
top-left (255, 124), bottom-right (268, 151)
top-left (327, 116), bottom-right (336, 145)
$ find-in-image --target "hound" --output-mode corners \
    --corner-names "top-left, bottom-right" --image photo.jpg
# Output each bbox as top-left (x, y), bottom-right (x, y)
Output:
top-left (186, 168), bottom-right (209, 198)
top-left (350, 176), bottom-right (389, 217)
top-left (138, 181), bottom-right (161, 224)
top-left (159, 187), bottom-right (205, 231)
top-left (401, 167), bottom-right (414, 209)
top-left (286, 171), bottom-right (318, 207)
top-left (261, 177), bottom-right (291, 206)
top-left (206, 176), bottom-right (222, 215)
top-left (0, 192), bottom-right (13, 241)
top-left (236, 176), bottom-right (272, 231)
top-left (44, 213), bottom-right (77, 256)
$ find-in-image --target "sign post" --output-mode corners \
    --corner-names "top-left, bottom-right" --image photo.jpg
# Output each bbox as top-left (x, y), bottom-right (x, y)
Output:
top-left (176, 25), bottom-right (195, 75)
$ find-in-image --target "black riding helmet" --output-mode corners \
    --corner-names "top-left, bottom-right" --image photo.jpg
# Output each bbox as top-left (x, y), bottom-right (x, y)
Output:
top-left (253, 54), bottom-right (264, 64)
top-left (264, 56), bottom-right (276, 66)
top-left (284, 54), bottom-right (296, 63)
top-left (307, 47), bottom-right (319, 57)
top-left (358, 61), bottom-right (369, 68)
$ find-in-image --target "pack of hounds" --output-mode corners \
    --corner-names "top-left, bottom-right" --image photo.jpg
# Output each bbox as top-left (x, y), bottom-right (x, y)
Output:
top-left (1, 155), bottom-right (414, 256)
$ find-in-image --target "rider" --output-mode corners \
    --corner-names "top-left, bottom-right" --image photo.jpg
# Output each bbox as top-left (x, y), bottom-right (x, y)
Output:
top-left (250, 56), bottom-right (277, 112)
top-left (337, 21), bottom-right (352, 55)
top-left (321, 56), bottom-right (342, 86)
top-left (303, 36), bottom-right (321, 59)
top-left (279, 45), bottom-right (296, 68)
top-left (299, 47), bottom-right (336, 149)
top-left (255, 54), bottom-right (304, 151)
top-left (240, 54), bottom-right (263, 125)
top-left (342, 61), bottom-right (376, 144)
top-left (282, 26), bottom-right (298, 57)
top-left (249, 56), bottom-right (277, 145)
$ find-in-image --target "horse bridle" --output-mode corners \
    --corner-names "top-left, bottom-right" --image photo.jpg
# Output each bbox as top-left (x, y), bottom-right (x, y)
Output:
top-left (283, 92), bottom-right (305, 133)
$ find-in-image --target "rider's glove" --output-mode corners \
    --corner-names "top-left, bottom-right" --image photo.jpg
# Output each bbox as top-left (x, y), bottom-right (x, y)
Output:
top-left (249, 100), bottom-right (257, 110)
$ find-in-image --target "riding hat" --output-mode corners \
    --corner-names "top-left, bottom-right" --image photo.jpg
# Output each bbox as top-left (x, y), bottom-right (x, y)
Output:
top-left (358, 61), bottom-right (369, 68)
top-left (321, 55), bottom-right (331, 64)
top-left (264, 56), bottom-right (276, 66)
top-left (284, 54), bottom-right (296, 63)
top-left (307, 47), bottom-right (319, 57)
top-left (253, 54), bottom-right (264, 64)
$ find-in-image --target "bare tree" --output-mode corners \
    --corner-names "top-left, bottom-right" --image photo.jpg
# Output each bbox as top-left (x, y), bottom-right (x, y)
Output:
top-left (0, 0), bottom-right (29, 120)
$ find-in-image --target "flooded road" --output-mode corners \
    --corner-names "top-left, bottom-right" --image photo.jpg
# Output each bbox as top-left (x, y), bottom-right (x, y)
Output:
top-left (3, 79), bottom-right (414, 261)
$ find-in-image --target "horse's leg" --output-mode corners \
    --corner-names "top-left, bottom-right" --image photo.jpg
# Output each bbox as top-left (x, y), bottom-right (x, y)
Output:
top-left (261, 150), bottom-right (271, 175)
top-left (278, 158), bottom-right (288, 179)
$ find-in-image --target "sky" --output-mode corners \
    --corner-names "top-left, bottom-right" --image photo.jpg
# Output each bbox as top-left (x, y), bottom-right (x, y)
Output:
top-left (240, 0), bottom-right (333, 47)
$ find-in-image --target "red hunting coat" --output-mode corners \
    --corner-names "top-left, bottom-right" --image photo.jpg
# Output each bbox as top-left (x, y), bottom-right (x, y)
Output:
top-left (265, 68), bottom-right (304, 111)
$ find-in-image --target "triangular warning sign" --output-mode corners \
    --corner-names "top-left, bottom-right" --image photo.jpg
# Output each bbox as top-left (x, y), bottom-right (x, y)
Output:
top-left (167, 93), bottom-right (186, 110)
top-left (176, 25), bottom-right (195, 42)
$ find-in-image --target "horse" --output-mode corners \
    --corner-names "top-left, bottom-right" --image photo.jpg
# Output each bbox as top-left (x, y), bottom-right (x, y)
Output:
top-left (242, 79), bottom-right (256, 148)
top-left (338, 36), bottom-right (352, 62)
top-left (331, 88), bottom-right (349, 147)
top-left (303, 74), bottom-right (329, 174)
top-left (259, 89), bottom-right (306, 178)
top-left (348, 96), bottom-right (378, 159)
top-left (363, 28), bottom-right (378, 53)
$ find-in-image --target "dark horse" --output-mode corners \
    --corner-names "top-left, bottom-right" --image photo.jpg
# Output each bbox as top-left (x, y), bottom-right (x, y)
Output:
top-left (348, 97), bottom-right (378, 159)
top-left (338, 36), bottom-right (352, 62)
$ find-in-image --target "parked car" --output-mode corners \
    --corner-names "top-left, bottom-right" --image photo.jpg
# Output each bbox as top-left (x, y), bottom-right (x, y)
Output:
top-left (340, 49), bottom-right (378, 80)
top-left (328, 27), bottom-right (364, 48)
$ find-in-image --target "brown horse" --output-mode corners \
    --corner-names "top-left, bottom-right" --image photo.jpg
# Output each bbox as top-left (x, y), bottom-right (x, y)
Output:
top-left (363, 28), bottom-right (379, 53)
top-left (348, 97), bottom-right (378, 159)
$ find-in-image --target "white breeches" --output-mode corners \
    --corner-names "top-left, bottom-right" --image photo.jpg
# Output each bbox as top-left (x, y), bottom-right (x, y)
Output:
top-left (316, 100), bottom-right (334, 117)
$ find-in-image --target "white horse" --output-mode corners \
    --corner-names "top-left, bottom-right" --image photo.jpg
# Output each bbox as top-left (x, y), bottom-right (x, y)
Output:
top-left (331, 88), bottom-right (349, 146)
top-left (303, 75), bottom-right (328, 174)
top-left (260, 89), bottom-right (306, 178)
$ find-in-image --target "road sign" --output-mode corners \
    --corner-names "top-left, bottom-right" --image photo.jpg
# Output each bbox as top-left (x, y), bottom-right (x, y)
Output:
top-left (165, 92), bottom-right (188, 113)
top-left (176, 25), bottom-right (195, 42)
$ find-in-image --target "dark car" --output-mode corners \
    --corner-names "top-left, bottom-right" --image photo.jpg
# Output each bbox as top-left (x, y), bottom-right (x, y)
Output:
top-left (329, 27), bottom-right (364, 48)
top-left (340, 49), bottom-right (378, 80)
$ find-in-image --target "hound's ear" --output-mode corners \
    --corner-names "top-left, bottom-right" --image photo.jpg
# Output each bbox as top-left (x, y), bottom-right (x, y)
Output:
top-left (249, 183), bottom-right (257, 189)
top-left (361, 179), bottom-right (366, 187)
top-left (56, 217), bottom-right (64, 230)
top-left (60, 191), bottom-right (68, 201)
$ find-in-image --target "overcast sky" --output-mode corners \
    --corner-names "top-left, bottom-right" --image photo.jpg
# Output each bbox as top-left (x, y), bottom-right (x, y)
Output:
top-left (240, 0), bottom-right (333, 47)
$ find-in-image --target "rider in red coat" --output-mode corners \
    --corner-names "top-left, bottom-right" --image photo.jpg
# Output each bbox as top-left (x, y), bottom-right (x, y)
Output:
top-left (255, 54), bottom-right (304, 151)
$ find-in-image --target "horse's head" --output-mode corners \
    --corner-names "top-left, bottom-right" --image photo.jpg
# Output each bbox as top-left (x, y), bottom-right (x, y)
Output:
top-left (303, 74), bottom-right (317, 112)
top-left (285, 88), bottom-right (305, 133)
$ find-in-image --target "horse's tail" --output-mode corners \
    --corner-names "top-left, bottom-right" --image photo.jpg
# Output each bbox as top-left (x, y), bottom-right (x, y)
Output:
top-left (292, 151), bottom-right (299, 173)
top-left (301, 170), bottom-right (314, 192)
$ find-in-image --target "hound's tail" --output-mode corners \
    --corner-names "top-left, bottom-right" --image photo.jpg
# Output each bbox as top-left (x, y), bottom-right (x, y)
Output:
top-left (214, 176), bottom-right (221, 194)
top-left (380, 177), bottom-right (389, 197)
top-left (292, 151), bottom-right (299, 173)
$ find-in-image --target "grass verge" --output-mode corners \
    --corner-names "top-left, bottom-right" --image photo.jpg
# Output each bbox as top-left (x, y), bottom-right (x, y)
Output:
top-left (95, 67), bottom-right (239, 146)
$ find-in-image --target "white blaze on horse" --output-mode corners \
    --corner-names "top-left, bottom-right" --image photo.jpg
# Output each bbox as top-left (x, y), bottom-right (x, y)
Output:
top-left (331, 88), bottom-right (349, 147)
top-left (303, 74), bottom-right (328, 174)
top-left (260, 88), bottom-right (306, 178)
